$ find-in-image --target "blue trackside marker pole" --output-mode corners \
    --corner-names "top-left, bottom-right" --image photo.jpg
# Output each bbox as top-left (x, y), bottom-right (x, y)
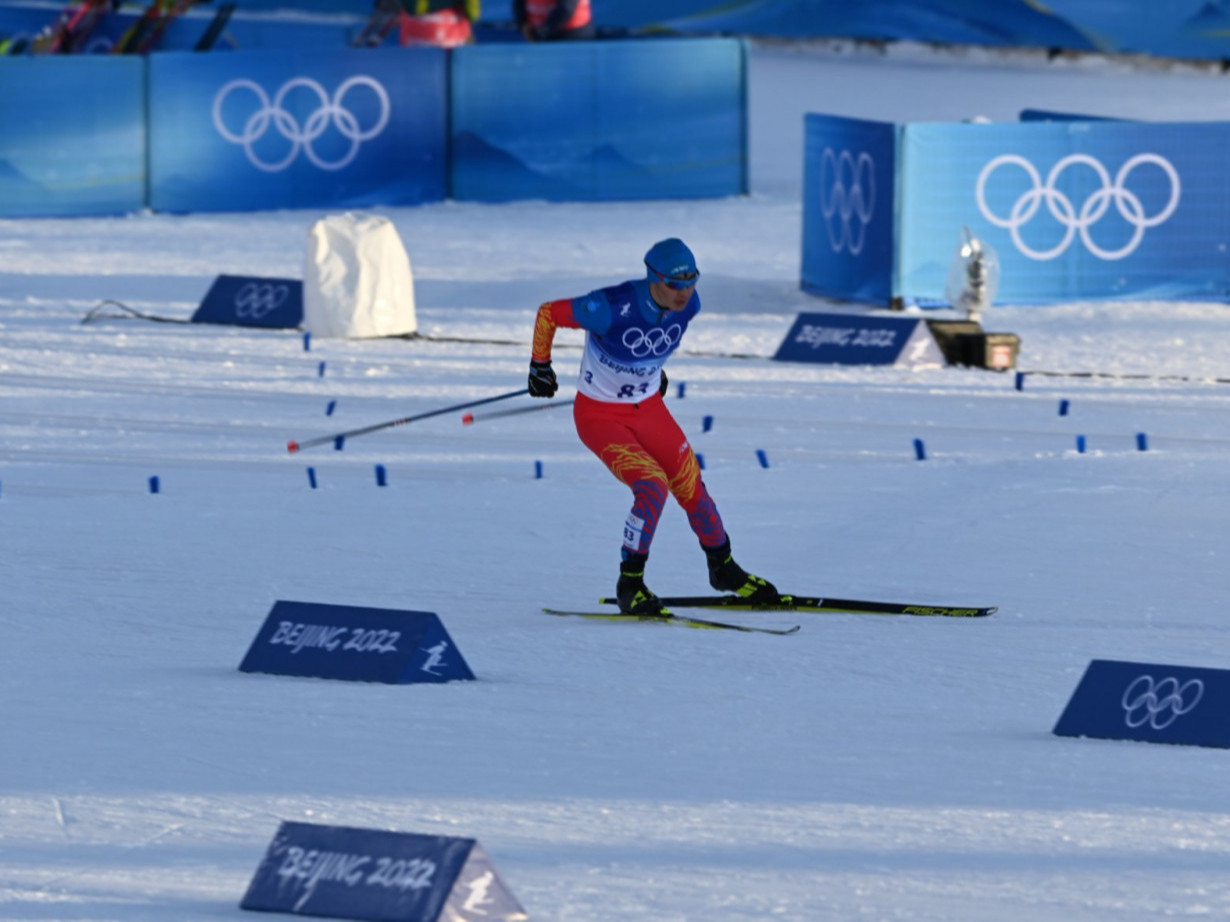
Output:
top-left (702, 414), bottom-right (714, 433)
top-left (1059, 399), bottom-right (1070, 416)
top-left (534, 460), bottom-right (543, 479)
top-left (913, 438), bottom-right (926, 461)
top-left (326, 400), bottom-right (337, 416)
top-left (1015, 371), bottom-right (1025, 391)
top-left (318, 361), bottom-right (326, 378)
top-left (756, 449), bottom-right (769, 468)
top-left (1076, 434), bottom-right (1087, 453)
top-left (334, 436), bottom-right (345, 451)
top-left (677, 381), bottom-right (686, 398)
top-left (307, 467), bottom-right (317, 489)
top-left (696, 453), bottom-right (705, 470)
top-left (303, 332), bottom-right (311, 351)
top-left (1136, 432), bottom-right (1149, 451)
top-left (375, 464), bottom-right (387, 487)
top-left (148, 475), bottom-right (160, 494)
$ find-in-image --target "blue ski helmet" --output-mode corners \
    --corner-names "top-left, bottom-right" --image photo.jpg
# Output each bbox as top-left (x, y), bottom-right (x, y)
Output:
top-left (644, 238), bottom-right (700, 288)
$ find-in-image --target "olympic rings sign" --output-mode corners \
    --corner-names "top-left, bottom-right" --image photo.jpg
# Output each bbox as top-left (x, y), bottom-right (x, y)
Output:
top-left (212, 76), bottom-right (391, 173)
top-left (1121, 674), bottom-right (1204, 730)
top-left (976, 152), bottom-right (1181, 261)
top-left (622, 324), bottom-right (682, 358)
top-left (819, 147), bottom-right (875, 256)
top-left (234, 282), bottom-right (291, 320)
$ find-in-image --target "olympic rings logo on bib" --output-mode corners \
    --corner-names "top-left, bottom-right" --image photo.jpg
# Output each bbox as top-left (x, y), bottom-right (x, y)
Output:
top-left (622, 324), bottom-right (682, 357)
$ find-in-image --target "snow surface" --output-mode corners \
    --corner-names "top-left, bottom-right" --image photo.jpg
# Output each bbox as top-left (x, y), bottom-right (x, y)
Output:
top-left (4, 40), bottom-right (1230, 922)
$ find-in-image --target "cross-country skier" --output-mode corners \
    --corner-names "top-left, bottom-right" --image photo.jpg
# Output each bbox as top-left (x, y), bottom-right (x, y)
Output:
top-left (526, 238), bottom-right (780, 615)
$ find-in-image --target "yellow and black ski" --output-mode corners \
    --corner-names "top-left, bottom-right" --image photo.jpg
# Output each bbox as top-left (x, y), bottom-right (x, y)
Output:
top-left (597, 595), bottom-right (996, 618)
top-left (542, 608), bottom-right (800, 635)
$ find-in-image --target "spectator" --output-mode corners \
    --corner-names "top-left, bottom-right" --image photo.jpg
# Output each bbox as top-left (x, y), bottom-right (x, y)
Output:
top-left (514, 0), bottom-right (594, 42)
top-left (399, 0), bottom-right (479, 47)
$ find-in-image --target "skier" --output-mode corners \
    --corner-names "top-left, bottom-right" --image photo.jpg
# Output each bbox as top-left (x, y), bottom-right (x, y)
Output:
top-left (526, 238), bottom-right (780, 615)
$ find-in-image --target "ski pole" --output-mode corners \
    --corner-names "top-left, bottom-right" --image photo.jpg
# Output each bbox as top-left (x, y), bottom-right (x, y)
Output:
top-left (462, 398), bottom-right (575, 425)
top-left (287, 388), bottom-right (530, 453)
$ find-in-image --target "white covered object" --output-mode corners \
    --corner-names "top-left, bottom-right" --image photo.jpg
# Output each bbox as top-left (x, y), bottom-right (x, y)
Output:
top-left (303, 213), bottom-right (417, 338)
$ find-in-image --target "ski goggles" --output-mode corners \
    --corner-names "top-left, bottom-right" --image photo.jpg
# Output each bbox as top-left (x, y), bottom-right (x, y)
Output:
top-left (650, 267), bottom-right (700, 290)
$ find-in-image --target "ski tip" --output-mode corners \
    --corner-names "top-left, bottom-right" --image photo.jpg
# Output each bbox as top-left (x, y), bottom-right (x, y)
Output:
top-left (462, 413), bottom-right (474, 425)
top-left (287, 440), bottom-right (299, 454)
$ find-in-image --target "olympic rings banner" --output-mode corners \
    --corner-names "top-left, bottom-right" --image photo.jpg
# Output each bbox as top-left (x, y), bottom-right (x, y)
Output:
top-left (0, 57), bottom-right (145, 218)
top-left (898, 120), bottom-right (1230, 304)
top-left (801, 114), bottom-right (897, 305)
top-left (450, 38), bottom-right (746, 202)
top-left (147, 48), bottom-right (447, 213)
top-left (1054, 659), bottom-right (1230, 749)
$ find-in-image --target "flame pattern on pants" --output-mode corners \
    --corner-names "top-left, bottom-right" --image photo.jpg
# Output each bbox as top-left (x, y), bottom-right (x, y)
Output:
top-left (573, 391), bottom-right (726, 554)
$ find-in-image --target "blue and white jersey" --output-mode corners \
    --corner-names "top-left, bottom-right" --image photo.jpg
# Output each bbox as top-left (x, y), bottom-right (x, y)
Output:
top-left (570, 279), bottom-right (700, 402)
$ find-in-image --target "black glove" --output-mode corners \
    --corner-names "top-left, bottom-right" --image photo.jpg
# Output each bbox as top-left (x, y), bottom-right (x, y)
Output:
top-left (659, 369), bottom-right (669, 397)
top-left (528, 360), bottom-right (558, 398)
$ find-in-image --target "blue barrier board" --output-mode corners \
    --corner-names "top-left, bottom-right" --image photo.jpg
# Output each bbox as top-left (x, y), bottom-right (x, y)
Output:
top-left (801, 114), bottom-right (897, 305)
top-left (148, 48), bottom-right (447, 213)
top-left (241, 821), bottom-right (527, 921)
top-left (239, 600), bottom-right (475, 684)
top-left (1054, 659), bottom-right (1230, 749)
top-left (0, 57), bottom-right (145, 217)
top-left (898, 120), bottom-right (1230, 303)
top-left (773, 312), bottom-right (942, 367)
top-left (192, 275), bottom-right (304, 329)
top-left (450, 38), bottom-right (746, 202)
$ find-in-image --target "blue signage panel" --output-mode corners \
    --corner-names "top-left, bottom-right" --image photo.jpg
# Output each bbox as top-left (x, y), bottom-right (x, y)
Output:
top-left (774, 312), bottom-right (938, 366)
top-left (1054, 659), bottom-right (1230, 749)
top-left (898, 120), bottom-right (1230, 304)
top-left (1018, 109), bottom-right (1118, 123)
top-left (192, 275), bottom-right (304, 329)
top-left (450, 38), bottom-right (746, 202)
top-left (801, 114), bottom-right (897, 305)
top-left (604, 0), bottom-right (1230, 63)
top-left (239, 601), bottom-right (475, 684)
top-left (148, 48), bottom-right (447, 213)
top-left (240, 822), bottom-right (527, 921)
top-left (639, 0), bottom-right (1096, 52)
top-left (0, 58), bottom-right (145, 218)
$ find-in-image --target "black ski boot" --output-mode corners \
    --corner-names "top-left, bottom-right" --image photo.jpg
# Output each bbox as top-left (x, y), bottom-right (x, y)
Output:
top-left (616, 552), bottom-right (665, 616)
top-left (705, 538), bottom-right (780, 604)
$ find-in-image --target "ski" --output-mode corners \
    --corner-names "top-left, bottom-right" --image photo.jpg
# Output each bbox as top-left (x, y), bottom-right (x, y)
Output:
top-left (351, 0), bottom-right (405, 48)
top-left (597, 595), bottom-right (996, 618)
top-left (29, 0), bottom-right (118, 54)
top-left (193, 1), bottom-right (233, 50)
top-left (112, 0), bottom-right (207, 54)
top-left (542, 608), bottom-right (800, 636)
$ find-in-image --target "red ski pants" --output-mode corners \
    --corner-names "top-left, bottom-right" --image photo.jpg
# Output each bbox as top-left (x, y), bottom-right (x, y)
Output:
top-left (573, 392), bottom-right (726, 555)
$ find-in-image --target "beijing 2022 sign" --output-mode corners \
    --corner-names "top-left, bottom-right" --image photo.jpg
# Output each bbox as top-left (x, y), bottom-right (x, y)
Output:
top-left (239, 600), bottom-right (475, 685)
top-left (241, 822), bottom-right (526, 922)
